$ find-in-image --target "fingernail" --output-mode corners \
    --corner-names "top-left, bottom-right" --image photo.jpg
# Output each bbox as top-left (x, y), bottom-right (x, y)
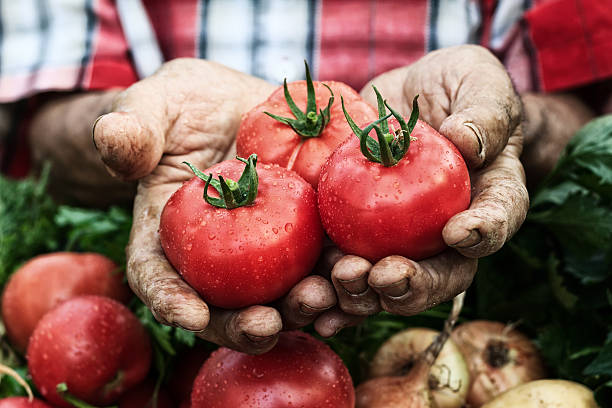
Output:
top-left (299, 303), bottom-right (327, 316)
top-left (373, 278), bottom-right (409, 297)
top-left (338, 278), bottom-right (368, 295)
top-left (449, 229), bottom-right (482, 248)
top-left (91, 114), bottom-right (106, 149)
top-left (464, 122), bottom-right (484, 157)
top-left (245, 334), bottom-right (275, 344)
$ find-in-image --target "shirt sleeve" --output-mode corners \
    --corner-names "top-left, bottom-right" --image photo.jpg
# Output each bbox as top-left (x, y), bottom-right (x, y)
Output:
top-left (524, 0), bottom-right (612, 92)
top-left (0, 0), bottom-right (140, 103)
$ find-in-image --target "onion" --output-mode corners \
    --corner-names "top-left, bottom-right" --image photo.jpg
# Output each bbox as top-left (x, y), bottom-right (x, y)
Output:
top-left (451, 320), bottom-right (546, 407)
top-left (356, 293), bottom-right (469, 408)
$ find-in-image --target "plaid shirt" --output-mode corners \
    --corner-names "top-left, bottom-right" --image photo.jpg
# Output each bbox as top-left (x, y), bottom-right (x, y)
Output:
top-left (2, 0), bottom-right (612, 174)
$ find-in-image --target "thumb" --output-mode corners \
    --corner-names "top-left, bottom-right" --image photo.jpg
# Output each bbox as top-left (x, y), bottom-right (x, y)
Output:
top-left (93, 80), bottom-right (169, 180)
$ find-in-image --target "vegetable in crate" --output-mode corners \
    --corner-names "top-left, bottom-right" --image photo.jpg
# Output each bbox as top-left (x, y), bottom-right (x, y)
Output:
top-left (236, 62), bottom-right (377, 188)
top-left (27, 296), bottom-right (152, 407)
top-left (318, 88), bottom-right (470, 262)
top-left (159, 154), bottom-right (323, 309)
top-left (1, 252), bottom-right (130, 352)
top-left (191, 331), bottom-right (354, 408)
top-left (451, 320), bottom-right (546, 407)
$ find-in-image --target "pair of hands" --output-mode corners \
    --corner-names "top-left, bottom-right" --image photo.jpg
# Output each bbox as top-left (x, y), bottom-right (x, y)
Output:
top-left (90, 45), bottom-right (528, 354)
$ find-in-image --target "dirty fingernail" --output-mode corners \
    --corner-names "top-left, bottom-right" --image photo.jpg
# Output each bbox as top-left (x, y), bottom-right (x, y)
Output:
top-left (245, 334), bottom-right (276, 344)
top-left (373, 278), bottom-right (409, 297)
top-left (449, 229), bottom-right (482, 248)
top-left (338, 278), bottom-right (368, 295)
top-left (299, 303), bottom-right (327, 316)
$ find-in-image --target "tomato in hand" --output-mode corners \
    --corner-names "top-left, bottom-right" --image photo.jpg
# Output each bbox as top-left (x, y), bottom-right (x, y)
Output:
top-left (159, 155), bottom-right (323, 309)
top-left (191, 331), bottom-right (354, 408)
top-left (236, 62), bottom-right (377, 188)
top-left (27, 296), bottom-right (152, 408)
top-left (318, 88), bottom-right (471, 262)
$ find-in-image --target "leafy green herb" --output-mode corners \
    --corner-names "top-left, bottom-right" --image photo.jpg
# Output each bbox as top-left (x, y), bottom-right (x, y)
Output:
top-left (0, 164), bottom-right (60, 286)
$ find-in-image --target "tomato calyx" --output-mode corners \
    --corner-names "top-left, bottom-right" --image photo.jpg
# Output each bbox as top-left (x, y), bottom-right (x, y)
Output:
top-left (264, 61), bottom-right (334, 139)
top-left (184, 154), bottom-right (259, 209)
top-left (56, 383), bottom-right (111, 408)
top-left (343, 86), bottom-right (420, 167)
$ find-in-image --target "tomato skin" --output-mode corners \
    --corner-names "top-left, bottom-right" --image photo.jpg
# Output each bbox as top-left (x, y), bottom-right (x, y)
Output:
top-left (236, 80), bottom-right (378, 188)
top-left (159, 162), bottom-right (323, 309)
top-left (27, 296), bottom-right (152, 408)
top-left (191, 331), bottom-right (354, 408)
top-left (0, 398), bottom-right (54, 408)
top-left (318, 119), bottom-right (471, 262)
top-left (1, 252), bottom-right (130, 352)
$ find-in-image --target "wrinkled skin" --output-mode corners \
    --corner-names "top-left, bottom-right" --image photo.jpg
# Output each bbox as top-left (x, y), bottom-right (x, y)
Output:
top-left (93, 60), bottom-right (343, 353)
top-left (88, 46), bottom-right (566, 352)
top-left (328, 45), bottom-right (529, 316)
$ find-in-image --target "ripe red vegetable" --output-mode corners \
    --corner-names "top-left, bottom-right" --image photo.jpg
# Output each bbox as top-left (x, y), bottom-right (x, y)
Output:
top-left (160, 155), bottom-right (323, 309)
top-left (27, 296), bottom-right (152, 407)
top-left (0, 398), bottom-right (53, 408)
top-left (1, 252), bottom-right (130, 352)
top-left (119, 380), bottom-right (175, 408)
top-left (318, 88), bottom-right (471, 262)
top-left (191, 331), bottom-right (354, 408)
top-left (236, 62), bottom-right (377, 188)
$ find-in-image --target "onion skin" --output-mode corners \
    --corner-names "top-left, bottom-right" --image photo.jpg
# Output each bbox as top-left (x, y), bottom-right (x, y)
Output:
top-left (481, 379), bottom-right (598, 408)
top-left (451, 321), bottom-right (546, 407)
top-left (361, 327), bottom-right (469, 408)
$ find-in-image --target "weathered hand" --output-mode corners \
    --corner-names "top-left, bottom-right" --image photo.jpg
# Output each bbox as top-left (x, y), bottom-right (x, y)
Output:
top-left (93, 59), bottom-right (340, 353)
top-left (329, 45), bottom-right (528, 317)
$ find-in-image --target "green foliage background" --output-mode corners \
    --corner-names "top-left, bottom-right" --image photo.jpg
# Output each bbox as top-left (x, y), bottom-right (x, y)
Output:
top-left (2, 116), bottom-right (612, 405)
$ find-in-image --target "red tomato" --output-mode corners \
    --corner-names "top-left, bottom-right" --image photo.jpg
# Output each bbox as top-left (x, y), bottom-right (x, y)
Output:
top-left (318, 118), bottom-right (471, 262)
top-left (1, 252), bottom-right (130, 352)
top-left (236, 80), bottom-right (377, 188)
top-left (27, 296), bottom-right (152, 407)
top-left (159, 158), bottom-right (323, 309)
top-left (191, 331), bottom-right (354, 408)
top-left (0, 398), bottom-right (53, 408)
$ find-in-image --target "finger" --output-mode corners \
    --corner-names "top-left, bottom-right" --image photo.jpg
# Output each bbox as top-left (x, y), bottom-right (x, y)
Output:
top-left (197, 306), bottom-right (283, 355)
top-left (436, 45), bottom-right (522, 168)
top-left (93, 77), bottom-right (170, 181)
top-left (368, 251), bottom-right (476, 316)
top-left (443, 132), bottom-right (529, 258)
top-left (313, 245), bottom-right (345, 279)
top-left (279, 275), bottom-right (337, 330)
top-left (314, 308), bottom-right (366, 338)
top-left (127, 183), bottom-right (210, 331)
top-left (331, 255), bottom-right (381, 316)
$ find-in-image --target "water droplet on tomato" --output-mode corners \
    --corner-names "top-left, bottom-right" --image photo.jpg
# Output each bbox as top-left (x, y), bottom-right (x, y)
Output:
top-left (320, 173), bottom-right (328, 182)
top-left (185, 243), bottom-right (193, 251)
top-left (374, 175), bottom-right (381, 181)
top-left (208, 233), bottom-right (216, 240)
top-left (288, 182), bottom-right (295, 189)
top-left (284, 223), bottom-right (293, 232)
top-left (252, 368), bottom-right (264, 378)
top-left (272, 227), bottom-right (279, 234)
